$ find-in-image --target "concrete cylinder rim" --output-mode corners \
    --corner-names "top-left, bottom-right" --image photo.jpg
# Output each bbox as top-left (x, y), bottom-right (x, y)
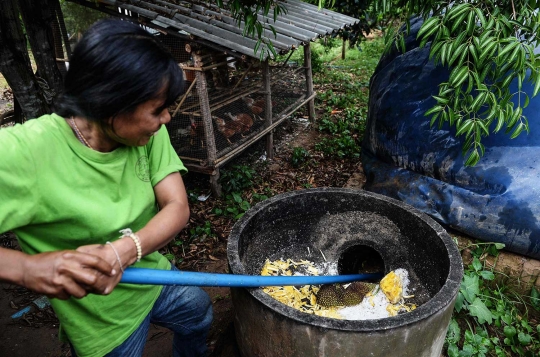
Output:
top-left (227, 187), bottom-right (463, 332)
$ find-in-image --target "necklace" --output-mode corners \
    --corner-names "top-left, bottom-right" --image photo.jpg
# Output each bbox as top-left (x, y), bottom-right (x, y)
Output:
top-left (70, 117), bottom-right (94, 150)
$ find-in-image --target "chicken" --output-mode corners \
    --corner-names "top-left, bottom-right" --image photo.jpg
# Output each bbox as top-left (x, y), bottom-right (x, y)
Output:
top-left (242, 97), bottom-right (277, 119)
top-left (213, 116), bottom-right (242, 144)
top-left (226, 112), bottom-right (253, 136)
top-left (241, 96), bottom-right (263, 116)
top-left (189, 116), bottom-right (205, 148)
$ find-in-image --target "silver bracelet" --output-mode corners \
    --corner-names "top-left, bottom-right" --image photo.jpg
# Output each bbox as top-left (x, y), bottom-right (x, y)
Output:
top-left (106, 241), bottom-right (124, 272)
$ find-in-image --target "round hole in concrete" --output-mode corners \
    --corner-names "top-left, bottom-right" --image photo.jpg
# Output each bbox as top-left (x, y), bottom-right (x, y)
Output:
top-left (337, 244), bottom-right (385, 277)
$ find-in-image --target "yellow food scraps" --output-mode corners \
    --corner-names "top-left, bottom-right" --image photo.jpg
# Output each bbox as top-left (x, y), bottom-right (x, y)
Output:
top-left (380, 271), bottom-right (402, 304)
top-left (386, 302), bottom-right (417, 316)
top-left (260, 259), bottom-right (342, 318)
top-left (260, 259), bottom-right (417, 319)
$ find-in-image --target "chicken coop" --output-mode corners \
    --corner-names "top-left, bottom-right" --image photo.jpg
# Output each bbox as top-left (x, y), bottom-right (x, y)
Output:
top-left (67, 0), bottom-right (360, 195)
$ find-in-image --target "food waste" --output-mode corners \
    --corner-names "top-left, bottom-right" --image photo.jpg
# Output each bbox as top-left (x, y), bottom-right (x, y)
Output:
top-left (260, 259), bottom-right (417, 320)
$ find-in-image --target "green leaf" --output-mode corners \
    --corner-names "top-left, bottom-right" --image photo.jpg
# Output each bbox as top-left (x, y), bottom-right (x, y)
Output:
top-left (465, 150), bottom-right (480, 166)
top-left (479, 40), bottom-right (497, 62)
top-left (466, 73), bottom-right (474, 94)
top-left (461, 343), bottom-right (475, 356)
top-left (447, 344), bottom-right (459, 357)
top-left (501, 314), bottom-right (513, 326)
top-left (468, 44), bottom-right (478, 63)
top-left (494, 243), bottom-right (505, 249)
top-left (479, 270), bottom-right (495, 280)
top-left (450, 66), bottom-right (469, 88)
top-left (447, 3), bottom-right (470, 21)
top-left (417, 16), bottom-right (440, 40)
top-left (446, 319), bottom-right (461, 344)
top-left (455, 291), bottom-right (465, 312)
top-left (430, 112), bottom-right (441, 127)
top-left (507, 107), bottom-right (521, 129)
top-left (460, 274), bottom-right (480, 303)
top-left (433, 96), bottom-right (449, 104)
top-left (531, 286), bottom-right (540, 310)
top-left (533, 75), bottom-right (540, 97)
top-left (494, 110), bottom-right (505, 133)
top-left (471, 92), bottom-right (486, 112)
top-left (477, 120), bottom-right (489, 135)
top-left (466, 10), bottom-right (476, 36)
top-left (441, 42), bottom-right (448, 65)
top-left (267, 41), bottom-right (277, 59)
top-left (451, 11), bottom-right (469, 33)
top-left (510, 122), bottom-right (525, 139)
top-left (468, 298), bottom-right (494, 324)
top-left (474, 7), bottom-right (486, 26)
top-left (517, 332), bottom-right (532, 345)
top-left (240, 200), bottom-right (251, 211)
top-left (479, 64), bottom-right (491, 82)
top-left (456, 119), bottom-right (474, 137)
top-left (232, 192), bottom-right (242, 203)
top-left (503, 325), bottom-right (517, 338)
top-left (429, 40), bottom-right (444, 60)
top-left (498, 41), bottom-right (519, 60)
top-left (472, 257), bottom-right (482, 271)
top-left (425, 105), bottom-right (444, 116)
top-left (523, 93), bottom-right (530, 108)
top-left (449, 43), bottom-right (467, 67)
top-left (501, 73), bottom-right (514, 90)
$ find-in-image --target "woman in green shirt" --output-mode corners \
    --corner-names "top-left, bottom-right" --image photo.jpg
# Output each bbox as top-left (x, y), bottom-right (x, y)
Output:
top-left (0, 19), bottom-right (212, 357)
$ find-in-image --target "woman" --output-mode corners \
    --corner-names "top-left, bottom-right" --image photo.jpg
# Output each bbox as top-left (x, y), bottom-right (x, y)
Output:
top-left (0, 19), bottom-right (212, 357)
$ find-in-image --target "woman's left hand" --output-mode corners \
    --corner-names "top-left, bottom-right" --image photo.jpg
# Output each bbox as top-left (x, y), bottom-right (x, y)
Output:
top-left (76, 240), bottom-right (133, 292)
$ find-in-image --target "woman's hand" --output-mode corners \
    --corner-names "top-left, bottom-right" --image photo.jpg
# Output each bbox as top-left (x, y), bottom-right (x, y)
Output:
top-left (19, 250), bottom-right (117, 300)
top-left (76, 241), bottom-right (132, 294)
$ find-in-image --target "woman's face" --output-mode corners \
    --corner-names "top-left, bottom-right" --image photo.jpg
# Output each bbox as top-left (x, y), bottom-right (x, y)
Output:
top-left (107, 94), bottom-right (171, 147)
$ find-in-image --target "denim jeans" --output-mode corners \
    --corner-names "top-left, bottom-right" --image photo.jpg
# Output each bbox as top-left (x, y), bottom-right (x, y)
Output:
top-left (71, 266), bottom-right (213, 357)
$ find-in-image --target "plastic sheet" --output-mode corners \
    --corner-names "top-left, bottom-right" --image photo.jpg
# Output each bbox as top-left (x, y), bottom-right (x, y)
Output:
top-left (362, 17), bottom-right (540, 259)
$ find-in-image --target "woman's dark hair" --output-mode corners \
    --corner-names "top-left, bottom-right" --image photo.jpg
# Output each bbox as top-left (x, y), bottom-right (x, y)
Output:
top-left (56, 19), bottom-right (184, 123)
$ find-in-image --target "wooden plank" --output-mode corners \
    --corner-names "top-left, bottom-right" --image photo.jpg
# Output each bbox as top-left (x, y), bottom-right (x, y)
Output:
top-left (304, 43), bottom-right (316, 121)
top-left (263, 60), bottom-right (273, 160)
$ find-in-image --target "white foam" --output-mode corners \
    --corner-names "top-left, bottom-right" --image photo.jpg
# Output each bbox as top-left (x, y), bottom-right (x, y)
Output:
top-left (339, 268), bottom-right (411, 321)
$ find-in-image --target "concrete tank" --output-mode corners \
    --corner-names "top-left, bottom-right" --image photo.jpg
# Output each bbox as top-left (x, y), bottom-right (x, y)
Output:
top-left (227, 188), bottom-right (463, 357)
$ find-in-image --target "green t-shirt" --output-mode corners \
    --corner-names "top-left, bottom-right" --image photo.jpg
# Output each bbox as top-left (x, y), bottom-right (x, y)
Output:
top-left (0, 113), bottom-right (187, 357)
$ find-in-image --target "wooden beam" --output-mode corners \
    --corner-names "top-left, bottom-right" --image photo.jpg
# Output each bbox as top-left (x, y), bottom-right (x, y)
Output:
top-left (193, 52), bottom-right (221, 196)
top-left (303, 43), bottom-right (316, 122)
top-left (262, 60), bottom-right (273, 160)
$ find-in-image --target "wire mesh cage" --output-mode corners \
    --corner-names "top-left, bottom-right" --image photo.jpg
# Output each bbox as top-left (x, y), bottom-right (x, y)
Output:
top-left (159, 35), bottom-right (310, 172)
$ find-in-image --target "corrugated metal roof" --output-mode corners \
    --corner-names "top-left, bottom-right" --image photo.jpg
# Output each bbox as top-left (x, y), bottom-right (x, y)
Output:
top-left (91, 0), bottom-right (360, 59)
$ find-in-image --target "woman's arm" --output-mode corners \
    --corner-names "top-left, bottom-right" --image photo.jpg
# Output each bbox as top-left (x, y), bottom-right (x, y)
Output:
top-left (119, 171), bottom-right (190, 265)
top-left (77, 172), bottom-right (189, 273)
top-left (0, 246), bottom-right (116, 299)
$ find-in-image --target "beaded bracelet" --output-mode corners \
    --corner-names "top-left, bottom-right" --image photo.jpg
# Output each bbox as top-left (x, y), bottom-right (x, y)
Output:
top-left (106, 241), bottom-right (124, 272)
top-left (119, 228), bottom-right (142, 262)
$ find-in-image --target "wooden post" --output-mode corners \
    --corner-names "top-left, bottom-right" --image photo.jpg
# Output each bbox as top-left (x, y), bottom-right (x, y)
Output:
top-left (262, 60), bottom-right (273, 159)
top-left (342, 38), bottom-right (346, 60)
top-left (193, 53), bottom-right (222, 197)
top-left (303, 43), bottom-right (316, 122)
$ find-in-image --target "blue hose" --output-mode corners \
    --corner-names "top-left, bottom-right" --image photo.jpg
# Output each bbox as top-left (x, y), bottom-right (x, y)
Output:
top-left (120, 267), bottom-right (383, 287)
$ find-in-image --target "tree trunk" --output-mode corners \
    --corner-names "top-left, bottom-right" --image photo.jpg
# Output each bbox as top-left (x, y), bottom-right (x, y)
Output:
top-left (0, 0), bottom-right (50, 120)
top-left (18, 0), bottom-right (64, 108)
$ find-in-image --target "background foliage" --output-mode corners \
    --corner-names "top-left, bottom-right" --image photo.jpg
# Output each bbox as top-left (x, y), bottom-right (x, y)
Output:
top-left (225, 0), bottom-right (540, 165)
